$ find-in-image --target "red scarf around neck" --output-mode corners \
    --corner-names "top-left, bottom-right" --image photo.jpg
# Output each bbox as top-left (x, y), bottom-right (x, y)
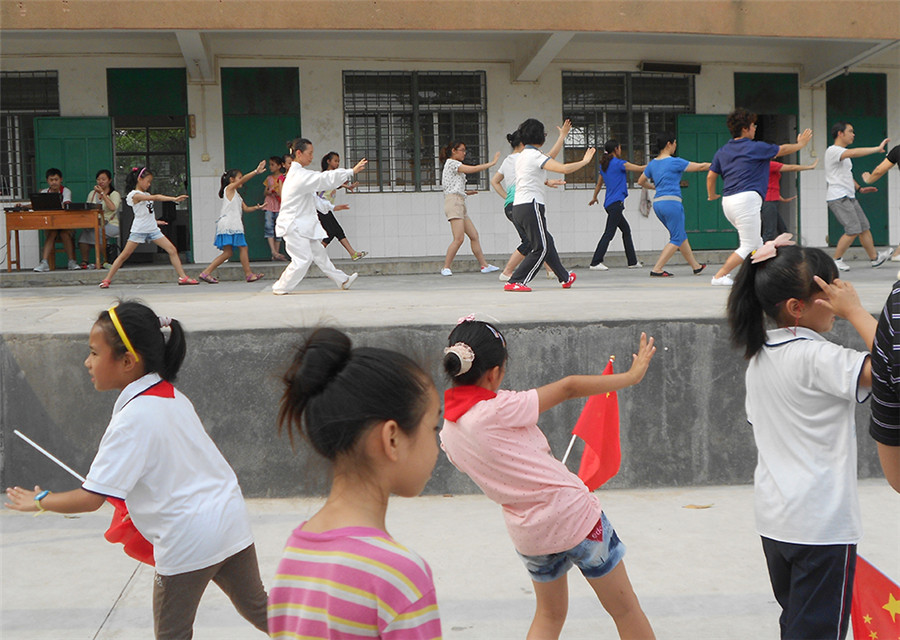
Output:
top-left (443, 385), bottom-right (497, 422)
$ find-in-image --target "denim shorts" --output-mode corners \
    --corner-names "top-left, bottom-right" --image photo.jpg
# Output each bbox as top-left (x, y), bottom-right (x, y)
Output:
top-left (516, 511), bottom-right (625, 583)
top-left (264, 210), bottom-right (279, 238)
top-left (128, 229), bottom-right (164, 243)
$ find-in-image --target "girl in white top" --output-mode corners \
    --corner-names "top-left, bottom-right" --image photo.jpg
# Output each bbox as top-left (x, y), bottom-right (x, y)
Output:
top-left (439, 141), bottom-right (500, 276)
top-left (198, 161), bottom-right (266, 284)
top-left (5, 301), bottom-right (268, 638)
top-left (78, 169), bottom-right (122, 268)
top-left (99, 167), bottom-right (196, 288)
top-left (726, 239), bottom-right (875, 638)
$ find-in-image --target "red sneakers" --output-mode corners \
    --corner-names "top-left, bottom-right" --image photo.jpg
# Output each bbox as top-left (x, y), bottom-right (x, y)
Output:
top-left (504, 282), bottom-right (532, 292)
top-left (561, 272), bottom-right (576, 288)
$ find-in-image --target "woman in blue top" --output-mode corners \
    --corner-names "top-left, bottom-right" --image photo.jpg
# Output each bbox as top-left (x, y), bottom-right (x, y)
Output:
top-left (638, 133), bottom-right (709, 277)
top-left (587, 140), bottom-right (645, 270)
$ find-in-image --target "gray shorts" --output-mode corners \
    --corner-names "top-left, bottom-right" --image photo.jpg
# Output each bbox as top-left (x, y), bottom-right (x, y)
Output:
top-left (828, 197), bottom-right (870, 235)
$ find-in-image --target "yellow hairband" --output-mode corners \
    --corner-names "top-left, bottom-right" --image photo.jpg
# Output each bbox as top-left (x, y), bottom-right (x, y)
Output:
top-left (107, 304), bottom-right (140, 362)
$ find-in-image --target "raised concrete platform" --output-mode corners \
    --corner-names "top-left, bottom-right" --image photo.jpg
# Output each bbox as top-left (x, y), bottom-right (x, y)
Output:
top-left (2, 255), bottom-right (897, 495)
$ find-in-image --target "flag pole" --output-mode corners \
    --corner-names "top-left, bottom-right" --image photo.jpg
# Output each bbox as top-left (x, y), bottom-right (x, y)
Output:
top-left (14, 429), bottom-right (86, 483)
top-left (561, 354), bottom-right (616, 466)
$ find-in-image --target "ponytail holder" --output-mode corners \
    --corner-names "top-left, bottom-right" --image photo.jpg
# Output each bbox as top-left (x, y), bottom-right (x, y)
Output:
top-left (138, 167), bottom-right (146, 179)
top-left (751, 233), bottom-right (795, 264)
top-left (444, 343), bottom-right (475, 376)
top-left (456, 314), bottom-right (476, 325)
top-left (158, 316), bottom-right (172, 328)
top-left (107, 303), bottom-right (140, 362)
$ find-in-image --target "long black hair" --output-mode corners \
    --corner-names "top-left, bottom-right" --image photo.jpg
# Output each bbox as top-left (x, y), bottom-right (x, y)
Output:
top-left (219, 169), bottom-right (241, 198)
top-left (125, 167), bottom-right (152, 193)
top-left (320, 152), bottom-right (340, 172)
top-left (95, 300), bottom-right (186, 382)
top-left (278, 328), bottom-right (433, 460)
top-left (599, 139), bottom-right (620, 172)
top-left (443, 320), bottom-right (508, 386)
top-left (727, 245), bottom-right (838, 359)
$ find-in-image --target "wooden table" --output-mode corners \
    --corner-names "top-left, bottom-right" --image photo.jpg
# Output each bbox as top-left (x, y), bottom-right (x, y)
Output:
top-left (5, 209), bottom-right (105, 271)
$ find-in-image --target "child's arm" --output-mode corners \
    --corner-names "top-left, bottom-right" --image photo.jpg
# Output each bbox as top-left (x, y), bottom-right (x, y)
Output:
top-left (131, 192), bottom-right (189, 203)
top-left (5, 485), bottom-right (106, 514)
top-left (813, 275), bottom-right (876, 386)
top-left (536, 333), bottom-right (656, 413)
top-left (241, 201), bottom-right (264, 213)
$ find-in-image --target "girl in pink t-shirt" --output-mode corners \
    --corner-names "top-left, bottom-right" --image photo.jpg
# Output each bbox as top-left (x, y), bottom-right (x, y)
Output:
top-left (440, 319), bottom-right (656, 639)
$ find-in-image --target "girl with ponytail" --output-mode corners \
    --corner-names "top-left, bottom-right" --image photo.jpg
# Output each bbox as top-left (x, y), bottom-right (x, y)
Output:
top-left (726, 239), bottom-right (875, 638)
top-left (5, 300), bottom-right (268, 638)
top-left (269, 328), bottom-right (443, 638)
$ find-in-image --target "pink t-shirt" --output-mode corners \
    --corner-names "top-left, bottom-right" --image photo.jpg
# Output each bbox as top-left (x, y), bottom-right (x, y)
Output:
top-left (268, 524), bottom-right (442, 639)
top-left (440, 388), bottom-right (602, 556)
top-left (765, 161), bottom-right (784, 202)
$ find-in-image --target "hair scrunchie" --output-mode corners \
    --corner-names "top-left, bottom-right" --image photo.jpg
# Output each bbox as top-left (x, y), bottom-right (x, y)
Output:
top-left (444, 342), bottom-right (475, 375)
top-left (158, 316), bottom-right (173, 328)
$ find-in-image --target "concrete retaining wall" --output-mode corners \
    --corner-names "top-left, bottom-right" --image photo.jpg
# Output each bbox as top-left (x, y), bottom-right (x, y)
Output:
top-left (1, 320), bottom-right (883, 497)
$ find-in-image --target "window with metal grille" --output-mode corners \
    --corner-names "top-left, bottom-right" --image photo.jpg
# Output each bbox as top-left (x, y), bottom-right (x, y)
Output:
top-left (0, 71), bottom-right (60, 200)
top-left (562, 71), bottom-right (694, 188)
top-left (343, 71), bottom-right (488, 192)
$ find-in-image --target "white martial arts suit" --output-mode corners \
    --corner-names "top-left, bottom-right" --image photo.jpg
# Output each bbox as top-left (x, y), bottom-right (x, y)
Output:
top-left (272, 163), bottom-right (354, 294)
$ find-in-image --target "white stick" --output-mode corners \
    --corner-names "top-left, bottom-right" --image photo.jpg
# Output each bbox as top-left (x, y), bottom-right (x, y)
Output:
top-left (561, 433), bottom-right (578, 466)
top-left (13, 430), bottom-right (86, 482)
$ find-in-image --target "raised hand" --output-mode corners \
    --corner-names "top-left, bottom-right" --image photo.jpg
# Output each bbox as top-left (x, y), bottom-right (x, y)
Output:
top-left (627, 333), bottom-right (656, 385)
top-left (797, 128), bottom-right (813, 146)
top-left (812, 276), bottom-right (863, 319)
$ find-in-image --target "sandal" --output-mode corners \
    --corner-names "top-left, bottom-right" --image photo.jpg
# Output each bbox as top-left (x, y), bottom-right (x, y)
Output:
top-left (351, 251), bottom-right (368, 261)
top-left (178, 276), bottom-right (199, 285)
top-left (693, 263), bottom-right (708, 275)
top-left (246, 273), bottom-right (264, 283)
top-left (649, 271), bottom-right (674, 278)
top-left (98, 279), bottom-right (111, 289)
top-left (199, 272), bottom-right (219, 284)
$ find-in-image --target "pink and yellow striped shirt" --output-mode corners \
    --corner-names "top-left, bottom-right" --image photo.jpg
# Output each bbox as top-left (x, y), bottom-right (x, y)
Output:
top-left (268, 524), bottom-right (442, 639)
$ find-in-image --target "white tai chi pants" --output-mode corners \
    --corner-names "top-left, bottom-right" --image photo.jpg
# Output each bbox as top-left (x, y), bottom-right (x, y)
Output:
top-left (722, 191), bottom-right (763, 259)
top-left (272, 227), bottom-right (349, 293)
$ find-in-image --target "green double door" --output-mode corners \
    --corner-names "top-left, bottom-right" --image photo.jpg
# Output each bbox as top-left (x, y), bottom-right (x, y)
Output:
top-left (221, 68), bottom-right (302, 261)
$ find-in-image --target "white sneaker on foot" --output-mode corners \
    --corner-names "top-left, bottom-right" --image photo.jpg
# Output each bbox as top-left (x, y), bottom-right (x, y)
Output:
top-left (440, 268), bottom-right (452, 276)
top-left (546, 270), bottom-right (555, 279)
top-left (890, 254), bottom-right (900, 262)
top-left (33, 259), bottom-right (50, 272)
top-left (498, 273), bottom-right (511, 282)
top-left (341, 272), bottom-right (358, 290)
top-left (481, 264), bottom-right (499, 273)
top-left (711, 275), bottom-right (734, 286)
top-left (834, 258), bottom-right (850, 272)
top-left (589, 263), bottom-right (609, 271)
top-left (627, 261), bottom-right (644, 269)
top-left (871, 249), bottom-right (891, 268)
top-left (67, 259), bottom-right (81, 270)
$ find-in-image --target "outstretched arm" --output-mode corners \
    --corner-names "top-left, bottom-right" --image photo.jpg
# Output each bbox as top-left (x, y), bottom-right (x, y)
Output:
top-left (685, 161), bottom-right (711, 172)
top-left (543, 147), bottom-right (596, 175)
top-left (535, 334), bottom-right (655, 413)
top-left (5, 485), bottom-right (106, 514)
top-left (862, 157), bottom-right (895, 184)
top-left (132, 193), bottom-right (189, 203)
top-left (545, 119), bottom-right (573, 160)
top-left (775, 128), bottom-right (813, 158)
top-left (227, 160), bottom-right (266, 196)
top-left (840, 138), bottom-right (889, 161)
top-left (241, 201), bottom-right (264, 213)
top-left (623, 162), bottom-right (646, 173)
top-left (779, 158), bottom-right (818, 173)
top-left (458, 152), bottom-right (501, 175)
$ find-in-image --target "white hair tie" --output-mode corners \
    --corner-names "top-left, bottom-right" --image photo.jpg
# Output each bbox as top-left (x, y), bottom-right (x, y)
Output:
top-left (444, 342), bottom-right (475, 375)
top-left (158, 316), bottom-right (173, 328)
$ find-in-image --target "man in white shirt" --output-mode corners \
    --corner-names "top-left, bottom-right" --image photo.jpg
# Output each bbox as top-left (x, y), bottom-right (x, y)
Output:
top-left (825, 122), bottom-right (890, 271)
top-left (33, 167), bottom-right (79, 272)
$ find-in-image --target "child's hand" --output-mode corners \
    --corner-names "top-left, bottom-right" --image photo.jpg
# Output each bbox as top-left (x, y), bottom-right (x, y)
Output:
top-left (174, 195), bottom-right (189, 203)
top-left (255, 160), bottom-right (266, 174)
top-left (335, 204), bottom-right (350, 211)
top-left (627, 333), bottom-right (656, 385)
top-left (5, 485), bottom-right (42, 512)
top-left (813, 276), bottom-right (863, 319)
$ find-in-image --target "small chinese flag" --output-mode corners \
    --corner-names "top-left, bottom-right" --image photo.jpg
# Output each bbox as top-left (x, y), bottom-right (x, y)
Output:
top-left (572, 358), bottom-right (620, 491)
top-left (851, 555), bottom-right (900, 639)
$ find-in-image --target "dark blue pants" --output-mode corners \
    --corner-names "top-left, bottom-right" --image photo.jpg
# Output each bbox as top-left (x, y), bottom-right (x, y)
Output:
top-left (761, 537), bottom-right (856, 639)
top-left (591, 200), bottom-right (637, 266)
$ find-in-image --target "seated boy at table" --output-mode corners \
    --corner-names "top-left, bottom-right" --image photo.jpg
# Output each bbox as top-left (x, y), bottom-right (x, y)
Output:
top-left (33, 167), bottom-right (78, 272)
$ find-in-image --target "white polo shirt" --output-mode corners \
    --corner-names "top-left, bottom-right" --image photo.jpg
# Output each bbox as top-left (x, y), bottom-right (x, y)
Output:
top-left (825, 145), bottom-right (856, 201)
top-left (83, 373), bottom-right (254, 575)
top-left (745, 328), bottom-right (869, 545)
top-left (513, 146), bottom-right (549, 206)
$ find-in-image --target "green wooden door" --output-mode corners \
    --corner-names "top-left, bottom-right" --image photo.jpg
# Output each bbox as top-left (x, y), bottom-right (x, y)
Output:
top-left (676, 114), bottom-right (734, 249)
top-left (221, 68), bottom-right (301, 261)
top-left (34, 116), bottom-right (114, 266)
top-left (826, 74), bottom-right (888, 246)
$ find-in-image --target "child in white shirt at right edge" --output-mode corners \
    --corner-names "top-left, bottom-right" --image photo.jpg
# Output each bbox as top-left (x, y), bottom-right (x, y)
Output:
top-left (727, 240), bottom-right (875, 640)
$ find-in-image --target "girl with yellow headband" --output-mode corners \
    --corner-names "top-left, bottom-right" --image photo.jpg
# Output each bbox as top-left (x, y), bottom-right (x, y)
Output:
top-left (4, 301), bottom-right (268, 638)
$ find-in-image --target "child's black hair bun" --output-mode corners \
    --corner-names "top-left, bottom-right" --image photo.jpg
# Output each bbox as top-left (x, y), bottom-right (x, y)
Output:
top-left (298, 328), bottom-right (352, 398)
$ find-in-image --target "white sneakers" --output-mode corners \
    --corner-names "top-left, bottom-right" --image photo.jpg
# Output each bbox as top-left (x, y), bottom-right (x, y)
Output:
top-left (871, 249), bottom-right (892, 268)
top-left (480, 264), bottom-right (499, 274)
top-left (498, 273), bottom-right (511, 282)
top-left (627, 261), bottom-right (644, 269)
top-left (711, 275), bottom-right (734, 287)
top-left (33, 259), bottom-right (50, 272)
top-left (341, 273), bottom-right (359, 290)
top-left (589, 263), bottom-right (609, 271)
top-left (440, 268), bottom-right (452, 276)
top-left (834, 258), bottom-right (850, 272)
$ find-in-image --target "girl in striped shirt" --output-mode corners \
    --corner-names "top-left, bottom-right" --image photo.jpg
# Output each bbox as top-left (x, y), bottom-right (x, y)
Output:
top-left (268, 328), bottom-right (443, 639)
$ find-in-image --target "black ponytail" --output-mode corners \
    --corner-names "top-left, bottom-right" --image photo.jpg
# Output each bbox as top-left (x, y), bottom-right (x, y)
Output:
top-left (440, 141), bottom-right (464, 164)
top-left (599, 139), bottom-right (619, 173)
top-left (320, 152), bottom-right (339, 172)
top-left (278, 328), bottom-right (433, 460)
top-left (443, 320), bottom-right (508, 385)
top-left (506, 130), bottom-right (521, 150)
top-left (219, 169), bottom-right (240, 198)
top-left (655, 132), bottom-right (676, 155)
top-left (125, 167), bottom-right (152, 193)
top-left (727, 245), bottom-right (838, 359)
top-left (96, 300), bottom-right (186, 382)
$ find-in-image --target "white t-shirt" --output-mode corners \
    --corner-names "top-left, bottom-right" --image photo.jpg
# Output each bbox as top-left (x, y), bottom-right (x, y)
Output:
top-left (497, 152), bottom-right (520, 194)
top-left (825, 145), bottom-right (856, 201)
top-left (125, 190), bottom-right (158, 234)
top-left (745, 328), bottom-right (869, 545)
top-left (441, 159), bottom-right (467, 196)
top-left (513, 147), bottom-right (549, 206)
top-left (83, 373), bottom-right (254, 575)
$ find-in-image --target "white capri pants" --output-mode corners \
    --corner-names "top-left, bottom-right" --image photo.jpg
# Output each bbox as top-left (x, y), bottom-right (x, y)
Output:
top-left (272, 226), bottom-right (349, 294)
top-left (722, 191), bottom-right (763, 259)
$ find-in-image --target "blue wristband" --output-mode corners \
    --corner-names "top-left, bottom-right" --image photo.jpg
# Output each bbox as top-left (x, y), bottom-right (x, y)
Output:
top-left (35, 490), bottom-right (50, 502)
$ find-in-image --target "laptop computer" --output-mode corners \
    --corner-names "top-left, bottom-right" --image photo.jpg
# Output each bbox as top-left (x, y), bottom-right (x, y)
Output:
top-left (29, 192), bottom-right (64, 210)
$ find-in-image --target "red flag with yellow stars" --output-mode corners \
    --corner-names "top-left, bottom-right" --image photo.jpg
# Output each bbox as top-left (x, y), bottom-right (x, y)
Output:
top-left (851, 555), bottom-right (900, 639)
top-left (572, 358), bottom-right (620, 491)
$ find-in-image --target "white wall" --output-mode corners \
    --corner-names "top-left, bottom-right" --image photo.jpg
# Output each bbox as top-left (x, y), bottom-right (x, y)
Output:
top-left (3, 33), bottom-right (898, 269)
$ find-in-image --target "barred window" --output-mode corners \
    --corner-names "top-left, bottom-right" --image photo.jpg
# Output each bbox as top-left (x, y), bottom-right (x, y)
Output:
top-left (0, 71), bottom-right (60, 200)
top-left (562, 72), bottom-right (694, 188)
top-left (343, 71), bottom-right (488, 192)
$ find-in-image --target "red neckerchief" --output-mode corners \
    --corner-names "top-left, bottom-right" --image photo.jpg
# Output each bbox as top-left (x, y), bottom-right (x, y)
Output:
top-left (444, 385), bottom-right (497, 422)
